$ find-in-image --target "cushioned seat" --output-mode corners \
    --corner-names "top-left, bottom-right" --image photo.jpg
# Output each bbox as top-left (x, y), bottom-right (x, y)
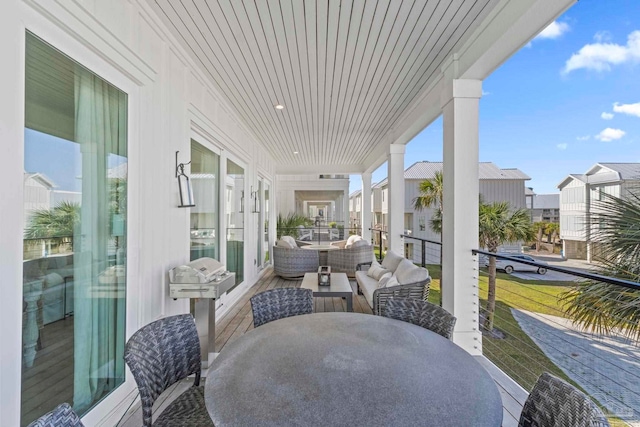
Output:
top-left (327, 235), bottom-right (374, 278)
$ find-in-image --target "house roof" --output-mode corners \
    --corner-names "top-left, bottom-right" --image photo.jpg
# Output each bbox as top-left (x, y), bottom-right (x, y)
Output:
top-left (595, 163), bottom-right (640, 180)
top-left (525, 187), bottom-right (535, 196)
top-left (531, 194), bottom-right (559, 210)
top-left (349, 189), bottom-right (362, 198)
top-left (404, 161), bottom-right (530, 180)
top-left (24, 172), bottom-right (56, 189)
top-left (558, 163), bottom-right (640, 189)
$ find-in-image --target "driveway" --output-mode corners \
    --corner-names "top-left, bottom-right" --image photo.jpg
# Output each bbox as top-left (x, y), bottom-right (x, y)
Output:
top-left (512, 309), bottom-right (640, 426)
top-left (510, 270), bottom-right (580, 282)
top-left (507, 253), bottom-right (598, 282)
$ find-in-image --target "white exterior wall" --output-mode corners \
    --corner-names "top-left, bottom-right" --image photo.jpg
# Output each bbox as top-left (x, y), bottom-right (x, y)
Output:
top-left (559, 179), bottom-right (587, 241)
top-left (0, 0), bottom-right (276, 424)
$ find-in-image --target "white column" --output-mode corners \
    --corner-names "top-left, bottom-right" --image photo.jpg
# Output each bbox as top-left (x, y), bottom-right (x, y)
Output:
top-left (343, 191), bottom-right (349, 229)
top-left (387, 145), bottom-right (405, 254)
top-left (441, 78), bottom-right (482, 355)
top-left (361, 173), bottom-right (372, 242)
top-left (0, 4), bottom-right (24, 423)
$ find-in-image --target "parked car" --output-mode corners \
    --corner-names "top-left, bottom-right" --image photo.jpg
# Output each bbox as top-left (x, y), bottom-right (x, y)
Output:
top-left (484, 253), bottom-right (548, 275)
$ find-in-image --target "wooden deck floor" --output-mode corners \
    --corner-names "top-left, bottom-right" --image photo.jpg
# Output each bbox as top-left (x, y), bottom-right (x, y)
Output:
top-left (120, 268), bottom-right (525, 426)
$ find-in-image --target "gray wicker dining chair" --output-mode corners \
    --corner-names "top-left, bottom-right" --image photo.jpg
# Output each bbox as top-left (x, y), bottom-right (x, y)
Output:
top-left (383, 298), bottom-right (457, 340)
top-left (518, 372), bottom-right (609, 427)
top-left (124, 314), bottom-right (213, 427)
top-left (27, 403), bottom-right (84, 427)
top-left (250, 288), bottom-right (313, 327)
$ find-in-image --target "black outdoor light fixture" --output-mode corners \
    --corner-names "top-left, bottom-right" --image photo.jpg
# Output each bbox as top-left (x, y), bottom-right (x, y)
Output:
top-left (251, 185), bottom-right (260, 213)
top-left (176, 151), bottom-right (195, 208)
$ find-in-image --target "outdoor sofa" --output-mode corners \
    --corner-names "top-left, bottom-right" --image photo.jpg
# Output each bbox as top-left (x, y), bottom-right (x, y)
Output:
top-left (355, 250), bottom-right (430, 315)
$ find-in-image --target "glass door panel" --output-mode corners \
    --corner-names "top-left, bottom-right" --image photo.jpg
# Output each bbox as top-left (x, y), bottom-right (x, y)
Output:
top-left (226, 160), bottom-right (244, 287)
top-left (22, 32), bottom-right (127, 425)
top-left (264, 183), bottom-right (270, 265)
top-left (190, 140), bottom-right (219, 261)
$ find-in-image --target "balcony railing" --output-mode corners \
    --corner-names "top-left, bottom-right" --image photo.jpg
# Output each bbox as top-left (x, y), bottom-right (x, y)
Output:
top-left (473, 250), bottom-right (640, 426)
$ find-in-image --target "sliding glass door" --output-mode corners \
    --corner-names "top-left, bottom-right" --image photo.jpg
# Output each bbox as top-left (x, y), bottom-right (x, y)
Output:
top-left (22, 32), bottom-right (127, 424)
top-left (226, 160), bottom-right (244, 287)
top-left (190, 140), bottom-right (219, 261)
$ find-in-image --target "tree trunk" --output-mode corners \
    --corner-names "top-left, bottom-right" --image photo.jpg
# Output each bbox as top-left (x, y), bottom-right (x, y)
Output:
top-left (536, 228), bottom-right (543, 252)
top-left (484, 251), bottom-right (497, 331)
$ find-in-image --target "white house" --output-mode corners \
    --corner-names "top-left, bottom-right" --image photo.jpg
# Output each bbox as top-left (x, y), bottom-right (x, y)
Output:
top-left (0, 0), bottom-right (578, 425)
top-left (558, 163), bottom-right (640, 261)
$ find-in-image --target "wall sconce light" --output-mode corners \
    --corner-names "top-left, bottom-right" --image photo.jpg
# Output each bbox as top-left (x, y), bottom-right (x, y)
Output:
top-left (239, 190), bottom-right (244, 213)
top-left (176, 151), bottom-right (195, 208)
top-left (251, 185), bottom-right (260, 213)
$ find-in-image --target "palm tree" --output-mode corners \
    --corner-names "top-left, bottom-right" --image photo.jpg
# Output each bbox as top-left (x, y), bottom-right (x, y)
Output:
top-left (561, 192), bottom-right (640, 341)
top-left (412, 170), bottom-right (444, 234)
top-left (24, 201), bottom-right (80, 239)
top-left (479, 201), bottom-right (533, 331)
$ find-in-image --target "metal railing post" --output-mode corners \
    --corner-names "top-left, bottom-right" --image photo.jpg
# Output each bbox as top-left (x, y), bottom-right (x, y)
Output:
top-left (421, 240), bottom-right (426, 268)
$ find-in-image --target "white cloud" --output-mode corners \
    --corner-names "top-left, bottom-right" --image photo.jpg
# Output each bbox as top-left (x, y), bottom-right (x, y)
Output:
top-left (594, 31), bottom-right (612, 43)
top-left (595, 128), bottom-right (626, 142)
top-left (613, 102), bottom-right (640, 117)
top-left (557, 143), bottom-right (568, 150)
top-left (601, 112), bottom-right (614, 120)
top-left (577, 135), bottom-right (591, 141)
top-left (563, 30), bottom-right (640, 74)
top-left (536, 21), bottom-right (571, 40)
top-left (482, 90), bottom-right (491, 96)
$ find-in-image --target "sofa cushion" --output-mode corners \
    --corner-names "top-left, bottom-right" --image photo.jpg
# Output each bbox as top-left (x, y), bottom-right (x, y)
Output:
top-left (282, 236), bottom-right (297, 247)
top-left (377, 272), bottom-right (393, 288)
top-left (381, 250), bottom-right (403, 273)
top-left (367, 263), bottom-right (389, 280)
top-left (394, 259), bottom-right (429, 285)
top-left (345, 234), bottom-right (362, 249)
top-left (356, 270), bottom-right (378, 308)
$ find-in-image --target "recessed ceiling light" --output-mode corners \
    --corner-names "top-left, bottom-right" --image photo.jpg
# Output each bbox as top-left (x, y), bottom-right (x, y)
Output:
top-left (294, 151), bottom-right (299, 155)
top-left (275, 104), bottom-right (285, 110)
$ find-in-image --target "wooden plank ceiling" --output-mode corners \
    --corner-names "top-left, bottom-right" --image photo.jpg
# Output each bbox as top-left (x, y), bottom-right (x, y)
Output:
top-left (150, 0), bottom-right (500, 172)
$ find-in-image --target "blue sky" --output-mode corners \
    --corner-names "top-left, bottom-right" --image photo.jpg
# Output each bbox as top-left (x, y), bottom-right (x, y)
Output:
top-left (350, 0), bottom-right (640, 195)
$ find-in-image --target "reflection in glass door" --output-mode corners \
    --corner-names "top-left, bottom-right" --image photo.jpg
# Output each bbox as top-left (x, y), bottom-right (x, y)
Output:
top-left (256, 180), bottom-right (263, 269)
top-left (226, 160), bottom-right (244, 287)
top-left (190, 140), bottom-right (219, 261)
top-left (264, 182), bottom-right (270, 266)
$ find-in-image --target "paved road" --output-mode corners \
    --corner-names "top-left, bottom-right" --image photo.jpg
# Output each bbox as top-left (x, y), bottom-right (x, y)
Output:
top-left (513, 309), bottom-right (640, 426)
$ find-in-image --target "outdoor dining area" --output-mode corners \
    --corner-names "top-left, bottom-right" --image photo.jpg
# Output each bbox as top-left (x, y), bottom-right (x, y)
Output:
top-left (30, 263), bottom-right (609, 427)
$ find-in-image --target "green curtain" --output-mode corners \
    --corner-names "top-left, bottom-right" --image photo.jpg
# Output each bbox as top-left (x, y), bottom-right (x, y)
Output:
top-left (72, 66), bottom-right (126, 412)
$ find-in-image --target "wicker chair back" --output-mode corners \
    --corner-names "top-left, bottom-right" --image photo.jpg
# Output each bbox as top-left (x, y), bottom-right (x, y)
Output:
top-left (27, 403), bottom-right (84, 427)
top-left (251, 288), bottom-right (314, 327)
top-left (383, 298), bottom-right (456, 340)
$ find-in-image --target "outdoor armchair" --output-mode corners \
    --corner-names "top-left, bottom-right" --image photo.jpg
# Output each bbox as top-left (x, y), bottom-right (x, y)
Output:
top-left (124, 314), bottom-right (213, 427)
top-left (272, 245), bottom-right (319, 279)
top-left (518, 372), bottom-right (609, 427)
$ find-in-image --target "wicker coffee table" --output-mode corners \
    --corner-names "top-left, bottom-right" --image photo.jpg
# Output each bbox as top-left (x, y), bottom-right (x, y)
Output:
top-left (300, 272), bottom-right (353, 312)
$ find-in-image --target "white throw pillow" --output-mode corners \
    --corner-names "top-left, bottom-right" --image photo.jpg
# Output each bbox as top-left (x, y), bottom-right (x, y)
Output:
top-left (383, 275), bottom-right (400, 288)
top-left (282, 236), bottom-right (297, 248)
top-left (276, 238), bottom-right (295, 249)
top-left (381, 250), bottom-right (404, 272)
top-left (377, 272), bottom-right (393, 288)
top-left (394, 259), bottom-right (429, 285)
top-left (345, 234), bottom-right (362, 249)
top-left (367, 263), bottom-right (389, 280)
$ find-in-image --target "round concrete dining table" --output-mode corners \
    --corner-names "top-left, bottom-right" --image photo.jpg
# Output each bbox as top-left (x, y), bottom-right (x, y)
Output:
top-left (205, 312), bottom-right (503, 427)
